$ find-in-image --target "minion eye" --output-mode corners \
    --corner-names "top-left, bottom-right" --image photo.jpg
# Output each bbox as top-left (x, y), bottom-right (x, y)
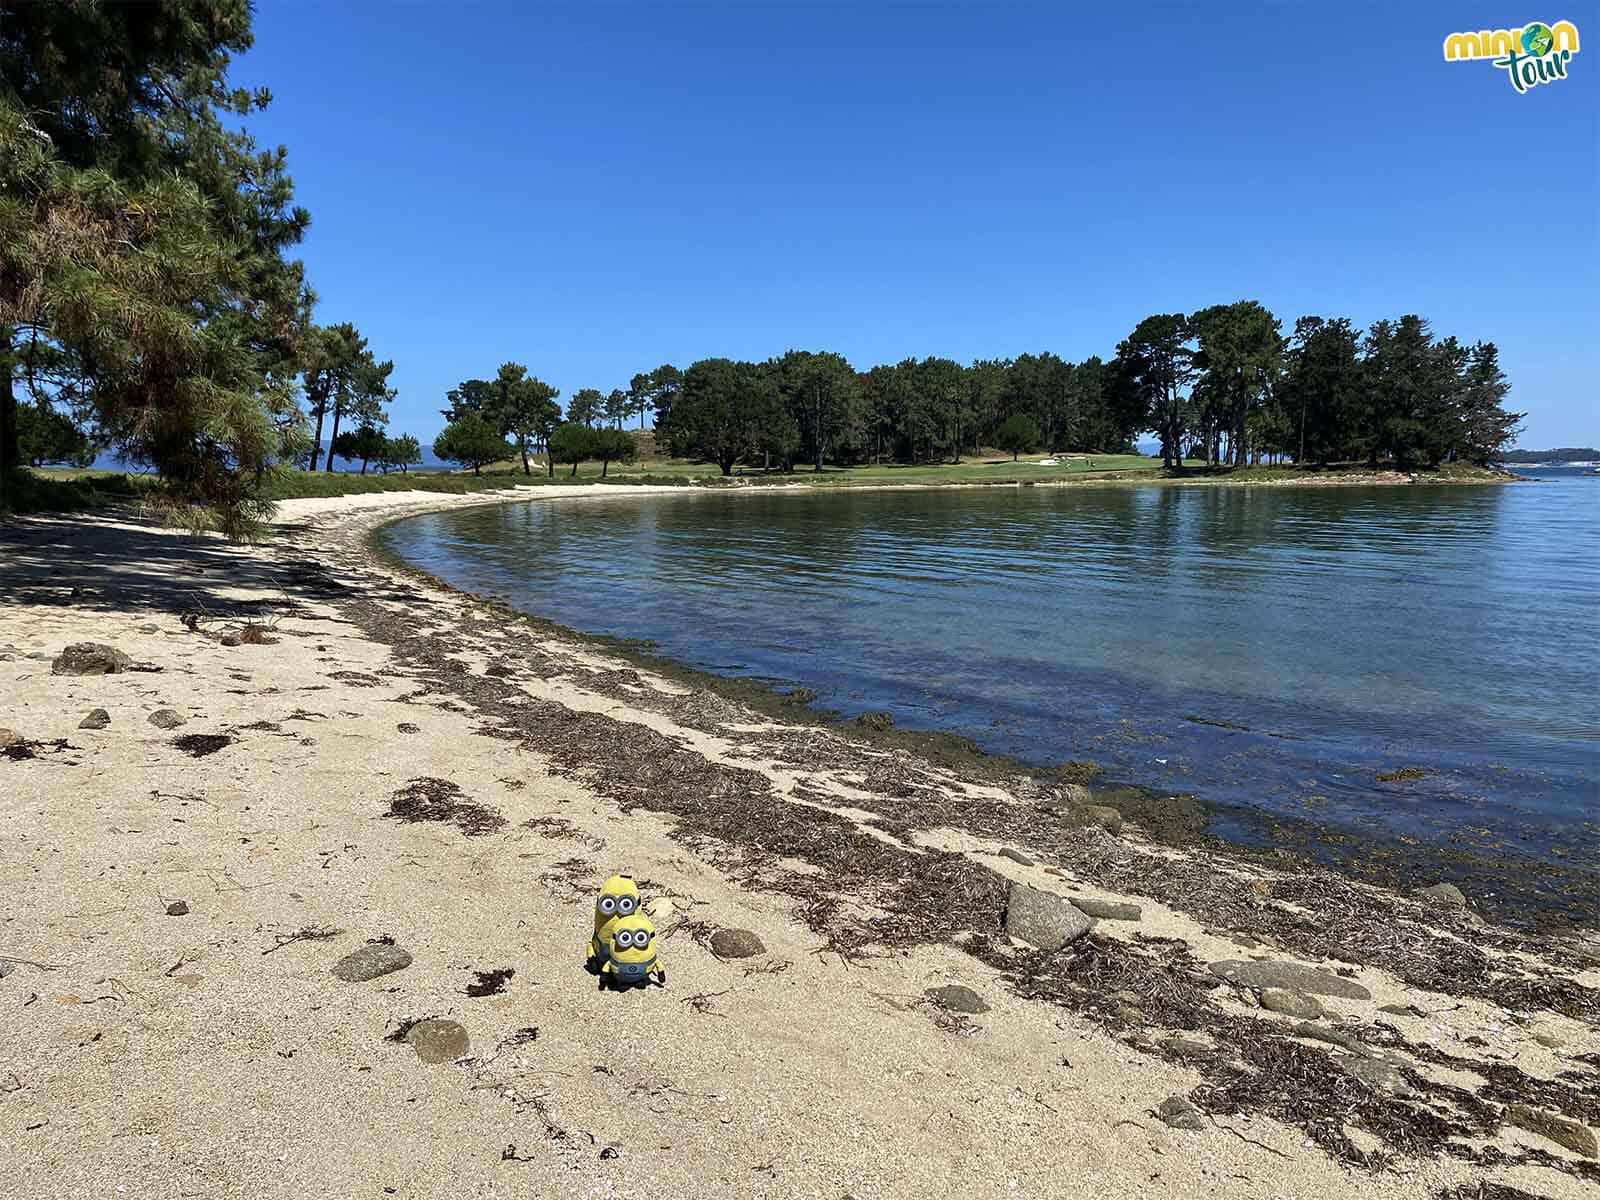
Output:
top-left (598, 896), bottom-right (616, 914)
top-left (616, 929), bottom-right (634, 948)
top-left (635, 930), bottom-right (651, 948)
top-left (617, 896), bottom-right (636, 914)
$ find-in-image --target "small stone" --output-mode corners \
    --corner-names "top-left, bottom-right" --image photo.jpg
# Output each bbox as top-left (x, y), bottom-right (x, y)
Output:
top-left (1083, 805), bottom-right (1124, 834)
top-left (220, 633), bottom-right (243, 647)
top-left (1503, 1104), bottom-right (1597, 1158)
top-left (644, 897), bottom-right (675, 921)
top-left (1337, 1055), bottom-right (1412, 1096)
top-left (1416, 882), bottom-right (1467, 909)
top-left (999, 848), bottom-right (1034, 867)
top-left (1534, 1032), bottom-right (1564, 1050)
top-left (1208, 960), bottom-right (1371, 1001)
top-left (165, 900), bottom-right (189, 917)
top-left (148, 709), bottom-right (187, 730)
top-left (79, 709), bottom-right (111, 730)
top-left (0, 729), bottom-right (22, 748)
top-left (1004, 882), bottom-right (1094, 951)
top-left (1378, 1003), bottom-right (1421, 1017)
top-left (0, 961), bottom-right (14, 980)
top-left (1070, 897), bottom-right (1142, 922)
top-left (1292, 1021), bottom-right (1378, 1057)
top-left (396, 722), bottom-right (421, 734)
top-left (139, 624), bottom-right (161, 634)
top-left (332, 944), bottom-right (413, 982)
top-left (406, 1018), bottom-right (469, 1065)
top-left (52, 642), bottom-right (132, 676)
top-left (709, 928), bottom-right (766, 959)
top-left (1258, 987), bottom-right (1324, 1019)
top-left (854, 711), bottom-right (895, 732)
top-left (1160, 1035), bottom-right (1213, 1060)
top-left (925, 984), bottom-right (989, 1014)
top-left (599, 1143), bottom-right (622, 1161)
top-left (1156, 1096), bottom-right (1206, 1131)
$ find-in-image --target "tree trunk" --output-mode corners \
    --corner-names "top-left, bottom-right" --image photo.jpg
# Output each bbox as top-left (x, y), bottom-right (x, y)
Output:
top-left (0, 329), bottom-right (18, 509)
top-left (308, 403), bottom-right (326, 472)
top-left (324, 407), bottom-right (342, 471)
top-left (601, 459), bottom-right (609, 478)
top-left (360, 458), bottom-right (368, 475)
top-left (546, 456), bottom-right (554, 478)
top-left (472, 463), bottom-right (481, 476)
top-left (521, 441), bottom-right (530, 475)
top-left (570, 459), bottom-right (578, 477)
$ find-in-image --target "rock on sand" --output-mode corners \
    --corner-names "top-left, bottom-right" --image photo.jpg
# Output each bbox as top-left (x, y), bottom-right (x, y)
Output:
top-left (406, 1018), bottom-right (469, 1065)
top-left (1005, 882), bottom-right (1093, 951)
top-left (332, 944), bottom-right (414, 982)
top-left (52, 643), bottom-right (132, 675)
top-left (1208, 959), bottom-right (1371, 1001)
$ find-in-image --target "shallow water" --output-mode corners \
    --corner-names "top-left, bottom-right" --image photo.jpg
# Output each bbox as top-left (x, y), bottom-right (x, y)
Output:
top-left (382, 470), bottom-right (1599, 908)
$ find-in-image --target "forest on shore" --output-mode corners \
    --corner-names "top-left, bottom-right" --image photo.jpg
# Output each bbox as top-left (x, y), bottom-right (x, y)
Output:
top-left (2, 3), bottom-right (1527, 528)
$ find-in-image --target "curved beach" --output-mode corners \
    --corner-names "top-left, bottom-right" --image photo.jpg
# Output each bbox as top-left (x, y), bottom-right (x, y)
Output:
top-left (2, 488), bottom-right (1597, 1199)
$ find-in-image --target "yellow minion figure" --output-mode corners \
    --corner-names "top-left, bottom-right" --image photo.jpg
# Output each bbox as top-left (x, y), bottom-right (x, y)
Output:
top-left (589, 874), bottom-right (641, 962)
top-left (600, 913), bottom-right (665, 988)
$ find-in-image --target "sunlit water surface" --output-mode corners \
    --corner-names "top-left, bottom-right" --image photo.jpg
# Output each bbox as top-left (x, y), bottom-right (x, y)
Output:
top-left (383, 470), bottom-right (1598, 903)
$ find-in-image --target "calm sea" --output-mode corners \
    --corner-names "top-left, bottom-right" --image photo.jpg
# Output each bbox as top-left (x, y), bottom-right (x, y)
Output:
top-left (381, 469), bottom-right (1599, 916)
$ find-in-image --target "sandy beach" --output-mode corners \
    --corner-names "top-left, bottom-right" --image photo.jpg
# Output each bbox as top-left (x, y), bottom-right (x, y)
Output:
top-left (2, 487), bottom-right (1596, 1200)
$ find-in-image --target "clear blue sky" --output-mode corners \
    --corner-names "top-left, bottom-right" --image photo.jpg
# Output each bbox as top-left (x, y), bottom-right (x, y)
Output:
top-left (234, 3), bottom-right (1598, 447)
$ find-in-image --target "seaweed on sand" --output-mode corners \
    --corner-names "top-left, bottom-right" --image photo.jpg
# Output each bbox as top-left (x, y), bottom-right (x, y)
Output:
top-left (385, 777), bottom-right (506, 836)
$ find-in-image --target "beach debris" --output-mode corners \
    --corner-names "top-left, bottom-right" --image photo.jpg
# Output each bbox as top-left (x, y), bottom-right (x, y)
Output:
top-left (385, 777), bottom-right (506, 835)
top-left (52, 643), bottom-right (131, 676)
top-left (165, 900), bottom-right (189, 917)
top-left (708, 928), bottom-right (766, 959)
top-left (148, 709), bottom-right (187, 730)
top-left (464, 967), bottom-right (515, 997)
top-left (1257, 987), bottom-right (1323, 1019)
top-left (395, 722), bottom-right (421, 734)
top-left (1416, 882), bottom-right (1467, 909)
top-left (405, 1018), bottom-right (470, 1064)
top-left (1155, 1096), bottom-right (1206, 1131)
top-left (171, 733), bottom-right (233, 757)
top-left (1502, 1103), bottom-right (1598, 1158)
top-left (262, 925), bottom-right (342, 956)
top-left (1207, 960), bottom-right (1371, 1001)
top-left (0, 962), bottom-right (13, 980)
top-left (220, 632), bottom-right (243, 647)
top-left (78, 709), bottom-right (110, 730)
top-left (1004, 882), bottom-right (1093, 951)
top-left (331, 943), bottom-right (413, 982)
top-left (999, 848), bottom-right (1034, 866)
top-left (1070, 897), bottom-right (1141, 922)
top-left (925, 984), bottom-right (990, 1014)
top-left (855, 711), bottom-right (895, 732)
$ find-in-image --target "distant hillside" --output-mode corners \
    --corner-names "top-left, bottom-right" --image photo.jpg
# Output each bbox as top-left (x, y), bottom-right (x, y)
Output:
top-left (1500, 447), bottom-right (1600, 463)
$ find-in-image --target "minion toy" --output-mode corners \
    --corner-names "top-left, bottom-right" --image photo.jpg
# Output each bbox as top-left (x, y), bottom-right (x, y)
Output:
top-left (599, 913), bottom-right (665, 989)
top-left (588, 874), bottom-right (641, 964)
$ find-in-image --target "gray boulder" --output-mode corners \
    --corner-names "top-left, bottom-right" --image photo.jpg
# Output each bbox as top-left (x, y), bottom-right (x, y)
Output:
top-left (148, 709), bottom-right (187, 730)
top-left (1416, 882), bottom-right (1467, 909)
top-left (1156, 1096), bottom-right (1206, 1131)
top-left (1070, 897), bottom-right (1141, 922)
top-left (79, 709), bottom-right (111, 730)
top-left (1208, 959), bottom-right (1371, 1000)
top-left (52, 643), bottom-right (132, 676)
top-left (332, 943), bottom-right (413, 982)
top-left (1259, 987), bottom-right (1324, 1019)
top-left (1337, 1055), bottom-right (1413, 1096)
top-left (999, 848), bottom-right (1034, 867)
top-left (1005, 882), bottom-right (1094, 951)
top-left (925, 984), bottom-right (989, 1014)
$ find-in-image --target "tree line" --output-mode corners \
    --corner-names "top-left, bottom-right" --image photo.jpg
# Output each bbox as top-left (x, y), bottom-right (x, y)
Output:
top-left (2, 3), bottom-right (1526, 525)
